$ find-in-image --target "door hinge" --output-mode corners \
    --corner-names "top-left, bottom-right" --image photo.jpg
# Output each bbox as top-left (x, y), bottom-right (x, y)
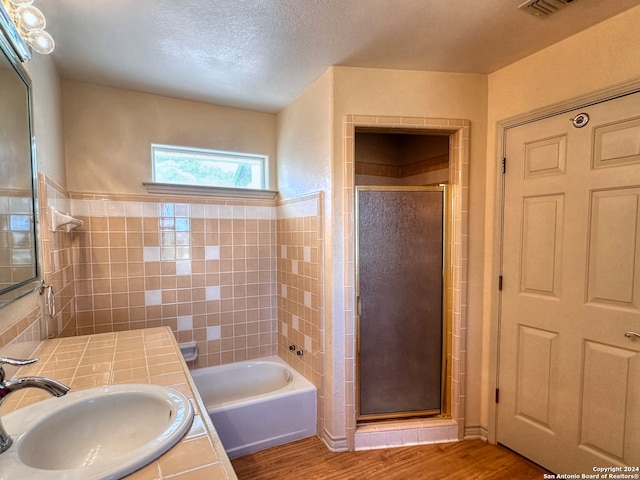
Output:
top-left (502, 158), bottom-right (507, 174)
top-left (498, 275), bottom-right (503, 291)
top-left (495, 388), bottom-right (500, 403)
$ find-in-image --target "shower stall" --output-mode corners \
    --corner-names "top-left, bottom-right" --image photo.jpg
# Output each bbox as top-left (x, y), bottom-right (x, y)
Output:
top-left (356, 185), bottom-right (448, 422)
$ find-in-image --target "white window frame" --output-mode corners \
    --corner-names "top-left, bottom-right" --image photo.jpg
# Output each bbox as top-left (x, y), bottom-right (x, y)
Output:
top-left (144, 144), bottom-right (277, 199)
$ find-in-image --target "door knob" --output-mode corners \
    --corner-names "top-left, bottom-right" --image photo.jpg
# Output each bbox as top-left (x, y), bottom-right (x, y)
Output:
top-left (624, 331), bottom-right (640, 339)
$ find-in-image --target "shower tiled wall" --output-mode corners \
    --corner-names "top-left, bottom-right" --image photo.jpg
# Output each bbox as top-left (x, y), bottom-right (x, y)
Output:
top-left (4, 175), bottom-right (325, 388)
top-left (276, 192), bottom-right (324, 420)
top-left (69, 192), bottom-right (278, 368)
top-left (277, 194), bottom-right (324, 378)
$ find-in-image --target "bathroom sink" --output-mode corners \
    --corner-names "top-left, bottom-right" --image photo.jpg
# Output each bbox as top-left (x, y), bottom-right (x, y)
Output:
top-left (0, 384), bottom-right (194, 480)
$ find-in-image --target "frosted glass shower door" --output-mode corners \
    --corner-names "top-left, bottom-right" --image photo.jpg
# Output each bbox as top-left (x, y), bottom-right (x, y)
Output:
top-left (356, 186), bottom-right (444, 420)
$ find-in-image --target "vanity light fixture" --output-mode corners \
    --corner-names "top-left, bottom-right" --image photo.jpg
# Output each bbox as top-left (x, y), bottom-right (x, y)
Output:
top-left (0, 0), bottom-right (54, 60)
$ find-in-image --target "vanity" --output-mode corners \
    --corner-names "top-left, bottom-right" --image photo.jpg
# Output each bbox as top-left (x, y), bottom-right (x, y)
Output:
top-left (1, 327), bottom-right (238, 480)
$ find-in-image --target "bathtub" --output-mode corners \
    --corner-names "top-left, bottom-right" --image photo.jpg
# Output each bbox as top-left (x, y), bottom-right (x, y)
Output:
top-left (191, 356), bottom-right (317, 459)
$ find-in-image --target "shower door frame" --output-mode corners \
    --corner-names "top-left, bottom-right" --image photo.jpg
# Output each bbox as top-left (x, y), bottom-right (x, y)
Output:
top-left (355, 185), bottom-right (452, 423)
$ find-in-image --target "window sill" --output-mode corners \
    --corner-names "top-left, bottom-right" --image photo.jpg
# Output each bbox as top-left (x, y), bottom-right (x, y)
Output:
top-left (143, 182), bottom-right (278, 200)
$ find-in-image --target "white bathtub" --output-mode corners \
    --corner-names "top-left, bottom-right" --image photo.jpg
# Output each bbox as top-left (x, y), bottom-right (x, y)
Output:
top-left (191, 356), bottom-right (317, 458)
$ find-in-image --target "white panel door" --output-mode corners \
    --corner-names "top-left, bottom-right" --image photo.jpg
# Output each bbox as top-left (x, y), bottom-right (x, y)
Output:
top-left (498, 93), bottom-right (640, 474)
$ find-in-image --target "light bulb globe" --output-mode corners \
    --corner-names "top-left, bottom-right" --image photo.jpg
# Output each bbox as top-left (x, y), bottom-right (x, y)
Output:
top-left (17, 5), bottom-right (45, 30)
top-left (27, 29), bottom-right (54, 54)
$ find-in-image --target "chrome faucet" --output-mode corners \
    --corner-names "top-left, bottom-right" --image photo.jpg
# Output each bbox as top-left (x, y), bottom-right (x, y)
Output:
top-left (0, 357), bottom-right (70, 454)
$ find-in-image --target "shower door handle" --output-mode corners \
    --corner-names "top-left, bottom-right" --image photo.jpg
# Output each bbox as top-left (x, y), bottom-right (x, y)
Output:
top-left (625, 331), bottom-right (640, 339)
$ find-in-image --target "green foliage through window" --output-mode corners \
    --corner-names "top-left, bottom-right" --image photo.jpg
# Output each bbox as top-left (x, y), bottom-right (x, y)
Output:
top-left (152, 144), bottom-right (266, 189)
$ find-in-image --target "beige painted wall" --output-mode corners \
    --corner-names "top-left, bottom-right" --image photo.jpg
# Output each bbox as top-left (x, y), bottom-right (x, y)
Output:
top-left (25, 54), bottom-right (66, 189)
top-left (276, 69), bottom-right (336, 439)
top-left (277, 70), bottom-right (333, 200)
top-left (63, 81), bottom-right (278, 195)
top-left (484, 5), bottom-right (640, 434)
top-left (0, 69), bottom-right (30, 189)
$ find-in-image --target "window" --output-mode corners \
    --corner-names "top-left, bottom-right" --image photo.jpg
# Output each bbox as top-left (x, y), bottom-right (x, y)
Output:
top-left (151, 144), bottom-right (268, 190)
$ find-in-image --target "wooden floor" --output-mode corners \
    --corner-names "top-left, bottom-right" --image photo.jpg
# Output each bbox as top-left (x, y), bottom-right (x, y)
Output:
top-left (232, 436), bottom-right (549, 480)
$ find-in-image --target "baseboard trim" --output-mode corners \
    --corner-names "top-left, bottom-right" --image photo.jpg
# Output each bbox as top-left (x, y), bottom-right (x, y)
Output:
top-left (464, 425), bottom-right (488, 441)
top-left (321, 428), bottom-right (349, 452)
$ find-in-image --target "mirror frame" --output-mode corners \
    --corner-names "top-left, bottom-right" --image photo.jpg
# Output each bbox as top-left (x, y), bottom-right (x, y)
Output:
top-left (0, 3), bottom-right (41, 308)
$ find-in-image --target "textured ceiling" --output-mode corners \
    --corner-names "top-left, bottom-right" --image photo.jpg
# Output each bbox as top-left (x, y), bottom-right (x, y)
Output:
top-left (36, 0), bottom-right (640, 113)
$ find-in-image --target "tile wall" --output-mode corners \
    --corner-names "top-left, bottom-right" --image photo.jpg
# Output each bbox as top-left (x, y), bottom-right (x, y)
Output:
top-left (39, 174), bottom-right (77, 338)
top-left (276, 192), bottom-right (324, 430)
top-left (1, 175), bottom-right (327, 437)
top-left (68, 192), bottom-right (279, 369)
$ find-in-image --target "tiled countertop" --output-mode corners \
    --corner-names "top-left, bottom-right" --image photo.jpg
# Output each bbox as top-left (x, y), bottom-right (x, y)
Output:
top-left (2, 327), bottom-right (237, 480)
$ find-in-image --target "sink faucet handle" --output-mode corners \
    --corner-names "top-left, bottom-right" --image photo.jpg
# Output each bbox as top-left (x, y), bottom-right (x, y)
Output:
top-left (0, 357), bottom-right (39, 382)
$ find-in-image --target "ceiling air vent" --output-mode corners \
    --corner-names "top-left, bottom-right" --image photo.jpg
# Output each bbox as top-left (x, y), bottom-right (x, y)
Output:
top-left (518, 0), bottom-right (578, 18)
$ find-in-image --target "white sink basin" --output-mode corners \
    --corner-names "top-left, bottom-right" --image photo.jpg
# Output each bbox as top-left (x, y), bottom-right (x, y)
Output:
top-left (0, 384), bottom-right (194, 480)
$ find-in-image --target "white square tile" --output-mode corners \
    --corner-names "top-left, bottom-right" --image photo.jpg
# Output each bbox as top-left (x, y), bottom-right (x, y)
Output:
top-left (207, 326), bottom-right (221, 341)
top-left (124, 201), bottom-right (141, 217)
top-left (89, 200), bottom-right (107, 217)
top-left (177, 316), bottom-right (193, 331)
top-left (204, 204), bottom-right (218, 218)
top-left (232, 206), bottom-right (245, 219)
top-left (175, 204), bottom-right (189, 217)
top-left (143, 246), bottom-right (161, 262)
top-left (433, 426), bottom-right (450, 443)
top-left (418, 427), bottom-right (435, 444)
top-left (257, 206), bottom-right (273, 220)
top-left (205, 246), bottom-right (220, 260)
top-left (141, 202), bottom-right (158, 218)
top-left (245, 206), bottom-right (258, 219)
top-left (71, 199), bottom-right (89, 217)
top-left (354, 433), bottom-right (371, 450)
top-left (369, 431), bottom-right (387, 449)
top-left (191, 204), bottom-right (204, 218)
top-left (206, 286), bottom-right (220, 301)
top-left (385, 430), bottom-right (403, 447)
top-left (145, 290), bottom-right (162, 306)
top-left (176, 260), bottom-right (192, 276)
top-left (219, 206), bottom-right (233, 219)
top-left (402, 429), bottom-right (419, 446)
top-left (106, 201), bottom-right (125, 216)
top-left (303, 246), bottom-right (311, 263)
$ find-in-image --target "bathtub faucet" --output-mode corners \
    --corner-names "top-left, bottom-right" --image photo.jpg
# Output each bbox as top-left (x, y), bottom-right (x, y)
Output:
top-left (0, 357), bottom-right (70, 454)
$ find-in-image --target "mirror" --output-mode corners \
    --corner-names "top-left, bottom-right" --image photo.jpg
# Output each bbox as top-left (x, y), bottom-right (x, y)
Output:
top-left (0, 14), bottom-right (39, 304)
